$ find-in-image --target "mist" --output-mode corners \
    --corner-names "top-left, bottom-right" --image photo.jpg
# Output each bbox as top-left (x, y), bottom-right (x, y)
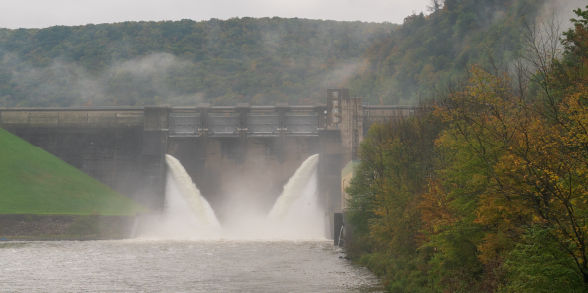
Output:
top-left (539, 0), bottom-right (586, 31)
top-left (0, 19), bottom-right (390, 107)
top-left (137, 154), bottom-right (325, 241)
top-left (0, 52), bottom-right (206, 106)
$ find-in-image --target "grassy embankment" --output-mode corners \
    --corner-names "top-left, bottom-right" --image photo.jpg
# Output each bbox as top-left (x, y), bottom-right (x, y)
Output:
top-left (0, 128), bottom-right (144, 216)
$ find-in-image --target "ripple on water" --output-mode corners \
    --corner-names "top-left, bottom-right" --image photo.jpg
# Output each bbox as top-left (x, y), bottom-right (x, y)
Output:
top-left (0, 240), bottom-right (382, 292)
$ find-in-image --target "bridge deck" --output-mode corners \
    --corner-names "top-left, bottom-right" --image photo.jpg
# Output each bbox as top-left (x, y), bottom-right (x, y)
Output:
top-left (0, 104), bottom-right (418, 137)
top-left (168, 105), bottom-right (326, 137)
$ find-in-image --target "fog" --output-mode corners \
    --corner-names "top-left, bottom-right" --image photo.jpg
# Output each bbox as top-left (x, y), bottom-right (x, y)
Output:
top-left (0, 18), bottom-right (387, 107)
top-left (539, 0), bottom-right (587, 31)
top-left (1, 0), bottom-right (584, 107)
top-left (1, 52), bottom-right (194, 106)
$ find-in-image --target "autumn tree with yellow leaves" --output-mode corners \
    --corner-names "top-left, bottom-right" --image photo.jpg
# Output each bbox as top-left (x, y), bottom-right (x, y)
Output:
top-left (347, 6), bottom-right (588, 292)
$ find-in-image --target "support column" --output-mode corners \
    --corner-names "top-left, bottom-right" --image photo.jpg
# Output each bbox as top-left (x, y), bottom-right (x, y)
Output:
top-left (237, 103), bottom-right (250, 137)
top-left (235, 103), bottom-right (250, 163)
top-left (315, 105), bottom-right (327, 130)
top-left (141, 106), bottom-right (169, 211)
top-left (341, 96), bottom-right (363, 161)
top-left (275, 103), bottom-right (289, 162)
top-left (196, 104), bottom-right (210, 174)
top-left (318, 129), bottom-right (343, 240)
top-left (276, 103), bottom-right (289, 135)
top-left (198, 103), bottom-right (210, 137)
top-left (326, 89), bottom-right (347, 129)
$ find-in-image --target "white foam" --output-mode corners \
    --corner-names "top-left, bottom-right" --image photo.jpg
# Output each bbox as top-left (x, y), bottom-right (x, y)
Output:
top-left (136, 154), bottom-right (221, 240)
top-left (136, 154), bottom-right (325, 241)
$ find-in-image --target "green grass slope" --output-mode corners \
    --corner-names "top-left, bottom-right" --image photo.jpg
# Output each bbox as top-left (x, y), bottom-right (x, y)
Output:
top-left (0, 128), bottom-right (144, 215)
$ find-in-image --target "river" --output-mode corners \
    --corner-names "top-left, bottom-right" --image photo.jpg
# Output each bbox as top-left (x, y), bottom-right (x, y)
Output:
top-left (0, 240), bottom-right (381, 292)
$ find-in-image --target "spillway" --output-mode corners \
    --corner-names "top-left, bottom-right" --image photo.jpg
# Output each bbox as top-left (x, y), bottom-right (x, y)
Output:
top-left (267, 154), bottom-right (325, 239)
top-left (137, 154), bottom-right (324, 240)
top-left (136, 154), bottom-right (221, 239)
top-left (221, 154), bottom-right (325, 240)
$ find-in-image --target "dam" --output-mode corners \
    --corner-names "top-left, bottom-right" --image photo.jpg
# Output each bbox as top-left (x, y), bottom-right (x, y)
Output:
top-left (0, 89), bottom-right (417, 238)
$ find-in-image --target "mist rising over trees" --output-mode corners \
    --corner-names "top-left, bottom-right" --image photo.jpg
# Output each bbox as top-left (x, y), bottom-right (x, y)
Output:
top-left (0, 18), bottom-right (392, 106)
top-left (0, 0), bottom-right (568, 107)
top-left (348, 0), bottom-right (556, 104)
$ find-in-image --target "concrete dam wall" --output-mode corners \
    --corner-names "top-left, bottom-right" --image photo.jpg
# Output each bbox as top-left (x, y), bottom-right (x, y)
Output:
top-left (0, 105), bottom-right (340, 215)
top-left (0, 107), bottom-right (166, 210)
top-left (0, 89), bottom-right (417, 237)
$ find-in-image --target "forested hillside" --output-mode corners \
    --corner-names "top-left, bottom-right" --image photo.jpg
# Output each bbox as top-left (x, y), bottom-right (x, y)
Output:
top-left (348, 0), bottom-right (551, 104)
top-left (0, 0), bottom-right (555, 107)
top-left (0, 18), bottom-right (392, 106)
top-left (346, 5), bottom-right (588, 292)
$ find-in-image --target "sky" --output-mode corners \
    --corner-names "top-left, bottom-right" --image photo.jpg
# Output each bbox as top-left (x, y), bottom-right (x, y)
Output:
top-left (0, 0), bottom-right (431, 29)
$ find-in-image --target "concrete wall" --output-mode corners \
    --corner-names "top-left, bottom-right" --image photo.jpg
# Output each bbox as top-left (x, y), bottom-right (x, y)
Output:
top-left (0, 105), bottom-right (337, 217)
top-left (1, 97), bottom-right (418, 238)
top-left (341, 97), bottom-right (362, 161)
top-left (317, 129), bottom-right (343, 238)
top-left (0, 108), bottom-right (144, 128)
top-left (0, 107), bottom-right (167, 210)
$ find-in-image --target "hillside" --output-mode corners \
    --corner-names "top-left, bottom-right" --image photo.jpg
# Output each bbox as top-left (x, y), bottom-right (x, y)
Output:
top-left (346, 4), bottom-right (588, 291)
top-left (0, 18), bottom-right (393, 106)
top-left (348, 0), bottom-right (550, 104)
top-left (0, 128), bottom-right (143, 215)
top-left (0, 1), bottom-right (566, 107)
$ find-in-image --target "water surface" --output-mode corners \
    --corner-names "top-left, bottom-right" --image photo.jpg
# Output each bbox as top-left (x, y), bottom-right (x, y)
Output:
top-left (0, 240), bottom-right (381, 292)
